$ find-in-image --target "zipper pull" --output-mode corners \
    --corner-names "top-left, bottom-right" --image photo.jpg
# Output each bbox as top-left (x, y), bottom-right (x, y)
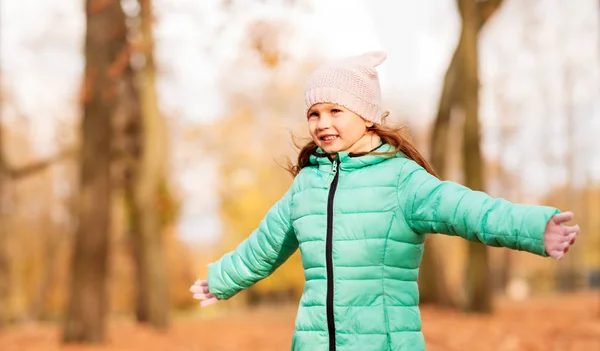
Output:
top-left (332, 159), bottom-right (338, 174)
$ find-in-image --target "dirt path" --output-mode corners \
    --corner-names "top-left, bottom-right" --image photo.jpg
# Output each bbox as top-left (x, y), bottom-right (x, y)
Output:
top-left (1, 292), bottom-right (598, 350)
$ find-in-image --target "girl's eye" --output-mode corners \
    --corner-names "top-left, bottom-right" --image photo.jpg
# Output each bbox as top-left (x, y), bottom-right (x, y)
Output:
top-left (331, 109), bottom-right (341, 114)
top-left (308, 112), bottom-right (318, 119)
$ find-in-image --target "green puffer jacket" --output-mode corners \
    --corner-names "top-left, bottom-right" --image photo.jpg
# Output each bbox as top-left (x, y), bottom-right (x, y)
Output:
top-left (207, 144), bottom-right (559, 351)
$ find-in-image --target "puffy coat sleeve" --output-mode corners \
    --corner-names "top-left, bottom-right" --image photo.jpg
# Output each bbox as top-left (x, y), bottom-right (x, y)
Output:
top-left (207, 183), bottom-right (298, 300)
top-left (397, 160), bottom-right (559, 257)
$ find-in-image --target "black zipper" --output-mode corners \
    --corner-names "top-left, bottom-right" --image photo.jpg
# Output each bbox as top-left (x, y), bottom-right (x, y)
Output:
top-left (326, 158), bottom-right (340, 351)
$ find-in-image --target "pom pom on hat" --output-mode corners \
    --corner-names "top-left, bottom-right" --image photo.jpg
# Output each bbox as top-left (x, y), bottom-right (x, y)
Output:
top-left (361, 51), bottom-right (387, 67)
top-left (304, 51), bottom-right (387, 124)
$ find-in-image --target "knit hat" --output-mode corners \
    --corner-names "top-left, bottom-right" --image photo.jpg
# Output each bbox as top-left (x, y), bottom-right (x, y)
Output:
top-left (304, 51), bottom-right (387, 124)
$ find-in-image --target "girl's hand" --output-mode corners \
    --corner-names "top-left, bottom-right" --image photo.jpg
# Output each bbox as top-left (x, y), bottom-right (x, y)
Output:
top-left (543, 211), bottom-right (579, 260)
top-left (190, 279), bottom-right (219, 307)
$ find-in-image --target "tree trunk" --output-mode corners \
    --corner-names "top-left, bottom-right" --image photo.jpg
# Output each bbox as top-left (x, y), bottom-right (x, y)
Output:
top-left (496, 139), bottom-right (514, 294)
top-left (493, 71), bottom-right (516, 294)
top-left (429, 0), bottom-right (505, 175)
top-left (62, 0), bottom-right (127, 343)
top-left (557, 65), bottom-right (582, 291)
top-left (458, 0), bottom-right (492, 314)
top-left (0, 118), bottom-right (9, 327)
top-left (418, 238), bottom-right (455, 306)
top-left (120, 62), bottom-right (148, 322)
top-left (430, 50), bottom-right (460, 179)
top-left (421, 0), bottom-right (504, 306)
top-left (127, 0), bottom-right (170, 329)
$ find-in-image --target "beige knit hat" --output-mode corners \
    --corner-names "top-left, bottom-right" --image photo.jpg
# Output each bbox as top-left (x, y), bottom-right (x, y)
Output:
top-left (304, 51), bottom-right (387, 124)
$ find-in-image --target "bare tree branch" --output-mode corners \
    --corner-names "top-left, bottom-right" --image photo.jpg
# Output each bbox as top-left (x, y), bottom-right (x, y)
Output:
top-left (6, 147), bottom-right (77, 180)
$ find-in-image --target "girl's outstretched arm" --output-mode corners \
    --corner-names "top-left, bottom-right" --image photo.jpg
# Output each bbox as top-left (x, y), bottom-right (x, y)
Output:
top-left (202, 183), bottom-right (299, 301)
top-left (398, 160), bottom-right (577, 258)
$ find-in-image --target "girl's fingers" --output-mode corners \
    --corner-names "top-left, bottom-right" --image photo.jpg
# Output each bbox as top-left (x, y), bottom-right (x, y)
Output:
top-left (193, 292), bottom-right (215, 300)
top-left (189, 284), bottom-right (210, 294)
top-left (562, 232), bottom-right (577, 244)
top-left (552, 211), bottom-right (574, 225)
top-left (552, 212), bottom-right (573, 226)
top-left (201, 297), bottom-right (219, 307)
top-left (562, 225), bottom-right (580, 236)
top-left (560, 233), bottom-right (577, 248)
top-left (563, 233), bottom-right (578, 253)
top-left (552, 250), bottom-right (564, 260)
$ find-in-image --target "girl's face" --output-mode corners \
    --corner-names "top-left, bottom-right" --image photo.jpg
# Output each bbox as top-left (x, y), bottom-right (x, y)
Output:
top-left (307, 103), bottom-right (372, 155)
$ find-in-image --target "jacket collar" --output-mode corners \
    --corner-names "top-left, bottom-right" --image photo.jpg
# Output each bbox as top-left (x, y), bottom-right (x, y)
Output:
top-left (309, 143), bottom-right (400, 171)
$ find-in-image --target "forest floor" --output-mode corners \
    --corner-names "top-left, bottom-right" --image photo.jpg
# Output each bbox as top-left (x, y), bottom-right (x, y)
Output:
top-left (0, 291), bottom-right (598, 351)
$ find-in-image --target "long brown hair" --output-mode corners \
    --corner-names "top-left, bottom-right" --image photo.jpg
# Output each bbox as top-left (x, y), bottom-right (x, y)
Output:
top-left (286, 112), bottom-right (439, 179)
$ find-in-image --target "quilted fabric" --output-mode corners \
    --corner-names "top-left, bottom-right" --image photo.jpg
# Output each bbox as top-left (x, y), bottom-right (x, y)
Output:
top-left (207, 143), bottom-right (559, 351)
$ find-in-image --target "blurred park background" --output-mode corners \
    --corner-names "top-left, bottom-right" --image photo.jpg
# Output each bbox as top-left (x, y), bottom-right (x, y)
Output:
top-left (0, 0), bottom-right (599, 350)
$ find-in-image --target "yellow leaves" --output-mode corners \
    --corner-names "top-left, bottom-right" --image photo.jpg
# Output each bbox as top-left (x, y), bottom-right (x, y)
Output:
top-left (2, 291), bottom-right (598, 350)
top-left (215, 133), bottom-right (303, 300)
top-left (247, 20), bottom-right (284, 69)
top-left (155, 177), bottom-right (181, 228)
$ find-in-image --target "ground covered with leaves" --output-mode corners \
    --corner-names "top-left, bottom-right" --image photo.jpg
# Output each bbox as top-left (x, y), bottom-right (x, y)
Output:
top-left (1, 291), bottom-right (598, 351)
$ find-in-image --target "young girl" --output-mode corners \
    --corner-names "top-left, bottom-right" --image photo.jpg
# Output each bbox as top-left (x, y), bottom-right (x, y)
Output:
top-left (190, 51), bottom-right (579, 351)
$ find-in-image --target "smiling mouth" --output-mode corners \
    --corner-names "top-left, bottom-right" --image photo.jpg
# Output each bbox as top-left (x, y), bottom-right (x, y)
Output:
top-left (320, 135), bottom-right (338, 141)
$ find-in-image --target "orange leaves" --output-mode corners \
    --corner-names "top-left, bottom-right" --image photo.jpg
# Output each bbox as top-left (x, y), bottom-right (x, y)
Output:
top-left (0, 292), bottom-right (598, 350)
top-left (247, 20), bottom-right (285, 69)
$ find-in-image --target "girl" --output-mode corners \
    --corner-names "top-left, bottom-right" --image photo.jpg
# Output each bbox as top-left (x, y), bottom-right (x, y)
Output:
top-left (190, 51), bottom-right (579, 351)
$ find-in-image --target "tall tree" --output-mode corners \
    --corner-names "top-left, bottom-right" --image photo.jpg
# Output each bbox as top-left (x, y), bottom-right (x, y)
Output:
top-left (429, 0), bottom-right (505, 176)
top-left (458, 0), bottom-right (492, 313)
top-left (420, 0), bottom-right (505, 306)
top-left (0, 106), bottom-right (9, 327)
top-left (62, 0), bottom-right (128, 342)
top-left (558, 64), bottom-right (582, 290)
top-left (124, 0), bottom-right (171, 328)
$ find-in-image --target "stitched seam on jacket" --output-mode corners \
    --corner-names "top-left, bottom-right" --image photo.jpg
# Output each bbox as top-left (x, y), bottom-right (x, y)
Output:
top-left (451, 192), bottom-right (469, 235)
top-left (308, 277), bottom-right (417, 282)
top-left (406, 219), bottom-right (544, 244)
top-left (293, 210), bottom-right (397, 222)
top-left (395, 160), bottom-right (416, 235)
top-left (297, 303), bottom-right (420, 308)
top-left (516, 206), bottom-right (533, 251)
top-left (295, 330), bottom-right (420, 334)
top-left (381, 212), bottom-right (396, 348)
top-left (306, 264), bottom-right (418, 270)
top-left (335, 185), bottom-right (397, 190)
top-left (408, 169), bottom-right (423, 227)
top-left (342, 236), bottom-right (423, 245)
top-left (294, 330), bottom-right (400, 335)
top-left (395, 160), bottom-right (410, 213)
top-left (299, 235), bottom-right (415, 244)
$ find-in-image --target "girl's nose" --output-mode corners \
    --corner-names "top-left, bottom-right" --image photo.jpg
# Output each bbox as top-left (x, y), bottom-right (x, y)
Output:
top-left (317, 115), bottom-right (332, 129)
